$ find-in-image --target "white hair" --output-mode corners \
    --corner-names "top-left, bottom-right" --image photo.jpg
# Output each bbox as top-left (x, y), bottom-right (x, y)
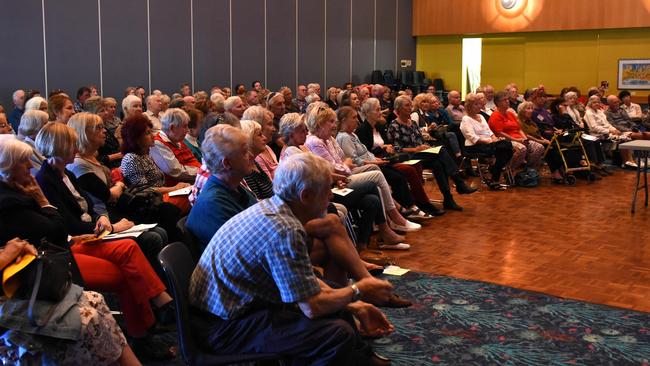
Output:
top-left (18, 110), bottom-right (48, 139)
top-left (241, 105), bottom-right (272, 125)
top-left (239, 119), bottom-right (262, 144)
top-left (305, 93), bottom-right (321, 104)
top-left (224, 96), bottom-right (242, 111)
top-left (161, 108), bottom-right (190, 132)
top-left (278, 113), bottom-right (305, 141)
top-left (122, 94), bottom-right (142, 114)
top-left (201, 124), bottom-right (248, 174)
top-left (393, 95), bottom-right (412, 111)
top-left (361, 98), bottom-right (380, 115)
top-left (273, 152), bottom-right (332, 203)
top-left (25, 96), bottom-right (46, 112)
top-left (0, 135), bottom-right (33, 182)
top-left (210, 92), bottom-right (225, 106)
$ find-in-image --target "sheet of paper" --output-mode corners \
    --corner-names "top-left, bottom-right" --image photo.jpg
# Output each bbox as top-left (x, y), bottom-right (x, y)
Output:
top-left (401, 159), bottom-right (421, 165)
top-left (332, 187), bottom-right (354, 196)
top-left (420, 146), bottom-right (442, 154)
top-left (104, 231), bottom-right (146, 240)
top-left (581, 134), bottom-right (598, 141)
top-left (382, 265), bottom-right (410, 276)
top-left (119, 223), bottom-right (158, 234)
top-left (168, 186), bottom-right (192, 196)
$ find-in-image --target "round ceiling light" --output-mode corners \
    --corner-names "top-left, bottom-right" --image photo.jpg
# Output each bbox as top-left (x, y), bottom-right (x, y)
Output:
top-left (501, 0), bottom-right (518, 9)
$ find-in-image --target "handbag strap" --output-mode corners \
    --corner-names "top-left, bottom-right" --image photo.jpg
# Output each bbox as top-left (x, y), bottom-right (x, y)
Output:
top-left (27, 260), bottom-right (58, 328)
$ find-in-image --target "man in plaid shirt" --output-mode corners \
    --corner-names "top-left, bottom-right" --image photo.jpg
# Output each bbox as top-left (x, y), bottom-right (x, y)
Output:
top-left (190, 153), bottom-right (395, 365)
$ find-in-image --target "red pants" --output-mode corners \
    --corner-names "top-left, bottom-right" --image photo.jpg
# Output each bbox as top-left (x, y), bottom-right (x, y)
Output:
top-left (392, 163), bottom-right (430, 205)
top-left (72, 239), bottom-right (166, 336)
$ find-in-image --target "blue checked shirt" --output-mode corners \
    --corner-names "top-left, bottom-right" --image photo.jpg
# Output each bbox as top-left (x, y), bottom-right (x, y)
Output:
top-left (189, 195), bottom-right (321, 320)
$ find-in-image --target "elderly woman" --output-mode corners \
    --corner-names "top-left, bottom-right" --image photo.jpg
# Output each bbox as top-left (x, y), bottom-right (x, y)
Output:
top-left (17, 110), bottom-right (48, 174)
top-left (389, 96), bottom-right (476, 210)
top-left (84, 96), bottom-right (123, 168)
top-left (489, 91), bottom-right (545, 170)
top-left (120, 113), bottom-right (192, 214)
top-left (240, 120), bottom-right (275, 200)
top-left (518, 102), bottom-right (565, 182)
top-left (121, 94), bottom-right (143, 121)
top-left (0, 237), bottom-right (140, 365)
top-left (280, 112), bottom-right (407, 250)
top-left (460, 93), bottom-right (514, 190)
top-left (413, 93), bottom-right (462, 158)
top-left (24, 96), bottom-right (48, 113)
top-left (337, 105), bottom-right (437, 218)
top-left (67, 113), bottom-right (170, 271)
top-left (183, 108), bottom-right (204, 161)
top-left (48, 93), bottom-right (74, 124)
top-left (150, 108), bottom-right (200, 184)
top-left (305, 104), bottom-right (421, 232)
top-left (565, 91), bottom-right (585, 128)
top-left (224, 95), bottom-right (246, 119)
top-left (187, 125), bottom-right (257, 248)
top-left (243, 106), bottom-right (278, 179)
top-left (0, 131), bottom-right (175, 360)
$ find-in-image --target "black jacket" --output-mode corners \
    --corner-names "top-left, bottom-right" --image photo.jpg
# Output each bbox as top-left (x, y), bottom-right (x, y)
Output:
top-left (356, 119), bottom-right (390, 157)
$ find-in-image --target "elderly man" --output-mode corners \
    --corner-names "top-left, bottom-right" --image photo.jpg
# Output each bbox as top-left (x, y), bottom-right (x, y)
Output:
top-left (144, 94), bottom-right (163, 132)
top-left (483, 85), bottom-right (496, 111)
top-left (224, 96), bottom-right (246, 119)
top-left (293, 84), bottom-right (308, 113)
top-left (307, 83), bottom-right (322, 98)
top-left (9, 89), bottom-right (25, 131)
top-left (245, 90), bottom-right (259, 106)
top-left (280, 86), bottom-right (299, 113)
top-left (190, 152), bottom-right (394, 365)
top-left (151, 108), bottom-right (200, 184)
top-left (445, 90), bottom-right (465, 126)
top-left (605, 94), bottom-right (650, 166)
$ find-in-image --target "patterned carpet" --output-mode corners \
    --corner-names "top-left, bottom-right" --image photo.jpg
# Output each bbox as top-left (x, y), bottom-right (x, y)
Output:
top-left (148, 271), bottom-right (650, 365)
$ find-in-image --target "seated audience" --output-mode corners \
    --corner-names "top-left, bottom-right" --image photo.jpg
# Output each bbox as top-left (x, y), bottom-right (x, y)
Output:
top-left (48, 93), bottom-right (74, 124)
top-left (24, 96), bottom-right (48, 113)
top-left (224, 95), bottom-right (246, 119)
top-left (102, 97), bottom-right (123, 144)
top-left (0, 237), bottom-right (142, 365)
top-left (530, 90), bottom-right (557, 138)
top-left (460, 93), bottom-right (514, 190)
top-left (0, 113), bottom-right (13, 135)
top-left (489, 91), bottom-right (544, 170)
top-left (564, 91), bottom-right (585, 128)
top-left (150, 108), bottom-right (200, 184)
top-left (445, 90), bottom-right (465, 126)
top-left (240, 120), bottom-right (275, 199)
top-left (121, 94), bottom-right (143, 121)
top-left (605, 95), bottom-right (650, 167)
top-left (189, 152), bottom-right (395, 365)
top-left (388, 96), bottom-right (476, 210)
top-left (618, 90), bottom-right (643, 122)
top-left (183, 108), bottom-right (204, 161)
top-left (517, 102), bottom-right (565, 182)
top-left (0, 135), bottom-right (174, 360)
top-left (16, 110), bottom-right (48, 174)
top-left (74, 86), bottom-right (91, 113)
top-left (242, 106), bottom-right (279, 179)
top-left (144, 94), bottom-right (163, 132)
top-left (84, 96), bottom-right (123, 168)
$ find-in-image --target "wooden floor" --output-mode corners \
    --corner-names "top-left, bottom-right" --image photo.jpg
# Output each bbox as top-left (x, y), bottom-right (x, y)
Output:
top-left (386, 167), bottom-right (650, 313)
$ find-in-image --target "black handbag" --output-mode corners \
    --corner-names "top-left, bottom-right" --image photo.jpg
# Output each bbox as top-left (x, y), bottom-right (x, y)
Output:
top-left (14, 241), bottom-right (73, 327)
top-left (116, 184), bottom-right (165, 223)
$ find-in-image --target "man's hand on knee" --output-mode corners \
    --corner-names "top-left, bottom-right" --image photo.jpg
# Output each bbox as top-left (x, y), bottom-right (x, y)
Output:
top-left (304, 214), bottom-right (347, 240)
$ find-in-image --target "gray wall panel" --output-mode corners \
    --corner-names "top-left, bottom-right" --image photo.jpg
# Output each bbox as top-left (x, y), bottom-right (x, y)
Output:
top-left (150, 0), bottom-right (192, 94)
top-left (44, 0), bottom-right (101, 97)
top-left (231, 0), bottom-right (265, 89)
top-left (100, 0), bottom-right (149, 99)
top-left (351, 0), bottom-right (375, 84)
top-left (325, 0), bottom-right (351, 89)
top-left (267, 0), bottom-right (296, 91)
top-left (193, 0), bottom-right (230, 91)
top-left (375, 0), bottom-right (397, 74)
top-left (397, 0), bottom-right (416, 72)
top-left (297, 0), bottom-right (325, 88)
top-left (0, 0), bottom-right (45, 109)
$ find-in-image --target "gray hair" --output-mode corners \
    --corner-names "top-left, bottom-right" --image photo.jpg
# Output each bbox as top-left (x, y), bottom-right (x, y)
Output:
top-left (0, 135), bottom-right (32, 182)
top-left (18, 110), bottom-right (48, 139)
top-left (239, 119), bottom-right (262, 145)
top-left (210, 92), bottom-right (225, 108)
top-left (224, 96), bottom-right (242, 111)
top-left (393, 95), bottom-right (412, 112)
top-left (305, 93), bottom-right (320, 104)
top-left (242, 105), bottom-right (272, 125)
top-left (122, 94), bottom-right (142, 114)
top-left (361, 97), bottom-right (381, 115)
top-left (565, 91), bottom-right (578, 100)
top-left (273, 152), bottom-right (332, 203)
top-left (25, 96), bottom-right (46, 112)
top-left (587, 95), bottom-right (601, 108)
top-left (145, 94), bottom-right (160, 106)
top-left (161, 108), bottom-right (190, 132)
top-left (279, 113), bottom-right (305, 141)
top-left (201, 124), bottom-right (248, 174)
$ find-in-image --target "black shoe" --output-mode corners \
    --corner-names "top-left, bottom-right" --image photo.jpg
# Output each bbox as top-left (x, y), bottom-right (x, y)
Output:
top-left (456, 182), bottom-right (478, 195)
top-left (132, 335), bottom-right (177, 361)
top-left (421, 203), bottom-right (446, 216)
top-left (443, 200), bottom-right (463, 211)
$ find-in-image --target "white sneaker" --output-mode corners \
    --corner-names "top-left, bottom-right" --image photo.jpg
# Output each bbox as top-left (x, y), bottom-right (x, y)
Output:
top-left (389, 220), bottom-right (421, 232)
top-left (377, 242), bottom-right (411, 250)
top-left (624, 161), bottom-right (638, 169)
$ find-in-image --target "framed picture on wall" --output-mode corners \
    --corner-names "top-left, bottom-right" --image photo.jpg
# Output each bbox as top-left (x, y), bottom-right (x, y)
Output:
top-left (618, 59), bottom-right (650, 90)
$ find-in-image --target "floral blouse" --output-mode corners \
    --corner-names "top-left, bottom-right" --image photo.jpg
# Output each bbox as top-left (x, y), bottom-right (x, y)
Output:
top-left (387, 119), bottom-right (425, 152)
top-left (120, 152), bottom-right (165, 189)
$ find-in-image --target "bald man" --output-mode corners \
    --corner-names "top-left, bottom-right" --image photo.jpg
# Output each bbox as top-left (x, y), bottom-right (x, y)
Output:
top-left (445, 90), bottom-right (465, 126)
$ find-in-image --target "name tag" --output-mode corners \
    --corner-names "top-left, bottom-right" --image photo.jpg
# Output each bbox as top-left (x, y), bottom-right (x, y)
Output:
top-left (536, 115), bottom-right (545, 121)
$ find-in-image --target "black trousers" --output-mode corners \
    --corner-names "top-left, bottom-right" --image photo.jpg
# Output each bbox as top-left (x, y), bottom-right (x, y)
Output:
top-left (331, 180), bottom-right (383, 245)
top-left (379, 165), bottom-right (414, 208)
top-left (193, 306), bottom-right (373, 366)
top-left (412, 146), bottom-right (461, 201)
top-left (464, 140), bottom-right (514, 181)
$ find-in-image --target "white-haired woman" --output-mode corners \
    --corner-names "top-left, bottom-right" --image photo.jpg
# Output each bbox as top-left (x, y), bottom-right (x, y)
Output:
top-left (239, 120), bottom-right (274, 200)
top-left (305, 105), bottom-right (421, 233)
top-left (121, 94), bottom-right (143, 121)
top-left (24, 96), bottom-right (48, 113)
top-left (17, 110), bottom-right (48, 174)
top-left (242, 106), bottom-right (278, 179)
top-left (224, 96), bottom-right (246, 119)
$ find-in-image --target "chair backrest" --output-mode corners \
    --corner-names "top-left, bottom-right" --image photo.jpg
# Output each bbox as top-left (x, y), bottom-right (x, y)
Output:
top-left (433, 78), bottom-right (445, 91)
top-left (413, 71), bottom-right (425, 84)
top-left (401, 70), bottom-right (414, 84)
top-left (370, 70), bottom-right (384, 84)
top-left (176, 216), bottom-right (203, 262)
top-left (158, 242), bottom-right (201, 365)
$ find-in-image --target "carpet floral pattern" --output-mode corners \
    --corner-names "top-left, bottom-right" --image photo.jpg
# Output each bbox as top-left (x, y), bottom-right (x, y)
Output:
top-left (373, 272), bottom-right (650, 365)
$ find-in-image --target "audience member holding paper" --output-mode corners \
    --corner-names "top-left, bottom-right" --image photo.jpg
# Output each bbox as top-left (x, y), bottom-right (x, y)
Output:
top-left (337, 104), bottom-right (442, 218)
top-left (280, 108), bottom-right (409, 251)
top-left (0, 135), bottom-right (176, 360)
top-left (388, 96), bottom-right (476, 211)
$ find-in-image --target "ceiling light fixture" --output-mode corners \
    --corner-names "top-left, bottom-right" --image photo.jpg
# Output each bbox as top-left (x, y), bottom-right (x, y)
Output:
top-left (501, 0), bottom-right (518, 9)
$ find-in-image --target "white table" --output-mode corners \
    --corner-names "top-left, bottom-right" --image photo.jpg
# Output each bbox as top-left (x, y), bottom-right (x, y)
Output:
top-left (619, 140), bottom-right (650, 213)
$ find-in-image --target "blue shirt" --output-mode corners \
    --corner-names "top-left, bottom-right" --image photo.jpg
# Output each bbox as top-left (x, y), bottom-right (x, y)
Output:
top-left (189, 195), bottom-right (321, 320)
top-left (186, 175), bottom-right (257, 249)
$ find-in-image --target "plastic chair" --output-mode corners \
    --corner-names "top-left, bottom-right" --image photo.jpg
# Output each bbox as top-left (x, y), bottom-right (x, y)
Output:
top-left (176, 216), bottom-right (203, 263)
top-left (383, 70), bottom-right (398, 90)
top-left (370, 70), bottom-right (384, 84)
top-left (400, 70), bottom-right (414, 91)
top-left (413, 71), bottom-right (426, 93)
top-left (433, 78), bottom-right (445, 92)
top-left (158, 243), bottom-right (285, 365)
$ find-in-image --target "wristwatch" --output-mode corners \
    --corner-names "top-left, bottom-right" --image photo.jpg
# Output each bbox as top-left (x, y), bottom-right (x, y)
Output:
top-left (350, 283), bottom-right (361, 302)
